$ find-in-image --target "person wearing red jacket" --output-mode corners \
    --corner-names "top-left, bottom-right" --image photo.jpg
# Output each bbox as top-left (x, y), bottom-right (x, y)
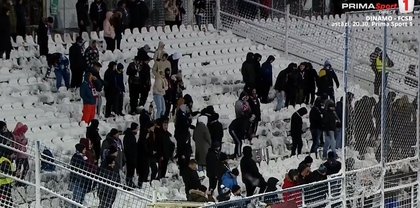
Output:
top-left (282, 169), bottom-right (301, 206)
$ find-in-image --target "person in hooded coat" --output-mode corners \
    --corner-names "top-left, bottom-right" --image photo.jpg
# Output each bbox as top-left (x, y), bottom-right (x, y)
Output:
top-left (86, 119), bottom-right (101, 165)
top-left (241, 52), bottom-right (255, 91)
top-left (76, 0), bottom-right (90, 35)
top-left (153, 41), bottom-right (166, 61)
top-left (304, 62), bottom-right (319, 105)
top-left (182, 159), bottom-right (201, 200)
top-left (69, 143), bottom-right (89, 207)
top-left (128, 0), bottom-right (149, 30)
top-left (13, 122), bottom-right (29, 181)
top-left (37, 17), bottom-right (53, 56)
top-left (309, 97), bottom-right (323, 159)
top-left (353, 96), bottom-right (375, 160)
top-left (69, 37), bottom-right (86, 88)
top-left (240, 146), bottom-right (266, 197)
top-left (317, 60), bottom-right (339, 102)
top-left (290, 107), bottom-right (308, 156)
top-left (274, 63), bottom-right (297, 110)
top-left (137, 122), bottom-right (154, 187)
top-left (78, 138), bottom-right (96, 192)
top-left (248, 88), bottom-right (261, 139)
top-left (322, 99), bottom-right (339, 159)
top-left (123, 122), bottom-right (139, 187)
top-left (193, 116), bottom-right (212, 171)
top-left (155, 118), bottom-right (174, 178)
top-left (101, 129), bottom-right (125, 170)
top-left (89, 0), bottom-right (107, 31)
top-left (264, 177), bottom-right (280, 205)
top-left (252, 53), bottom-right (262, 94)
top-left (14, 0), bottom-right (25, 37)
top-left (97, 156), bottom-right (120, 208)
top-left (205, 141), bottom-right (220, 192)
top-left (260, 55), bottom-right (275, 103)
top-left (296, 63), bottom-right (307, 104)
top-left (0, 7), bottom-right (11, 60)
top-left (285, 64), bottom-right (300, 107)
top-left (207, 113), bottom-right (223, 145)
top-left (323, 152), bottom-right (341, 175)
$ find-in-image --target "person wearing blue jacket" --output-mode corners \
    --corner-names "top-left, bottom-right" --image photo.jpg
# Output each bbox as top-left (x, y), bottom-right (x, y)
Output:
top-left (114, 63), bottom-right (125, 116)
top-left (220, 168), bottom-right (239, 191)
top-left (260, 55), bottom-right (275, 103)
top-left (80, 72), bottom-right (100, 124)
top-left (46, 53), bottom-right (70, 89)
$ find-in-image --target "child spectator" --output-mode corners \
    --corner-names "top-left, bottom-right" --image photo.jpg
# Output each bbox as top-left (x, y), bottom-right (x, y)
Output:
top-left (221, 168), bottom-right (239, 191)
top-left (80, 72), bottom-right (100, 123)
top-left (282, 169), bottom-right (301, 206)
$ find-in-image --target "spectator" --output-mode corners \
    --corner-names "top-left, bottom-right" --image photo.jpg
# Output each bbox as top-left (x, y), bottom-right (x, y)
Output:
top-left (174, 0), bottom-right (185, 27)
top-left (90, 0), bottom-right (107, 31)
top-left (137, 44), bottom-right (153, 62)
top-left (369, 47), bottom-right (393, 95)
top-left (260, 55), bottom-right (275, 103)
top-left (193, 116), bottom-right (212, 171)
top-left (112, 11), bottom-right (123, 50)
top-left (189, 185), bottom-right (215, 202)
top-left (69, 37), bottom-right (86, 89)
top-left (252, 53), bottom-right (262, 95)
top-left (290, 107), bottom-right (308, 156)
top-left (101, 128), bottom-right (125, 170)
top-left (0, 150), bottom-right (18, 207)
top-left (171, 73), bottom-right (185, 116)
top-left (103, 11), bottom-right (116, 51)
top-left (138, 55), bottom-right (152, 107)
top-left (248, 88), bottom-right (261, 139)
top-left (304, 62), bottom-right (318, 105)
top-left (147, 119), bottom-right (160, 180)
top-left (175, 95), bottom-right (195, 174)
top-left (97, 156), bottom-right (120, 207)
top-left (298, 163), bottom-right (311, 185)
top-left (285, 63), bottom-right (299, 107)
top-left (229, 118), bottom-right (245, 158)
top-left (0, 122), bottom-right (13, 157)
top-left (3, 0), bottom-right (15, 39)
top-left (168, 52), bottom-right (181, 75)
top-left (298, 156), bottom-right (313, 168)
top-left (323, 151), bottom-right (342, 175)
top-left (155, 118), bottom-right (174, 178)
top-left (193, 0), bottom-right (205, 29)
top-left (127, 56), bottom-right (143, 114)
top-left (14, 0), bottom-right (25, 37)
top-left (274, 63), bottom-right (297, 110)
top-left (182, 159), bottom-right (201, 200)
top-left (46, 53), bottom-right (70, 89)
top-left (221, 168), bottom-right (239, 191)
top-left (116, 0), bottom-right (129, 30)
top-left (217, 185), bottom-right (232, 203)
top-left (123, 122), bottom-right (139, 188)
top-left (240, 146), bottom-right (266, 196)
top-left (153, 53), bottom-right (171, 76)
top-left (216, 152), bottom-right (230, 191)
top-left (205, 141), bottom-right (220, 193)
top-left (235, 91), bottom-right (251, 119)
top-left (78, 138), bottom-right (96, 192)
top-left (296, 63), bottom-right (307, 104)
top-left (310, 164), bottom-right (328, 182)
top-left (153, 70), bottom-right (169, 119)
top-left (264, 177), bottom-right (280, 205)
top-left (164, 0), bottom-right (178, 27)
top-left (154, 41), bottom-right (166, 61)
top-left (70, 143), bottom-right (89, 208)
top-left (322, 99), bottom-right (339, 159)
top-left (317, 60), bottom-right (339, 102)
top-left (84, 40), bottom-right (100, 68)
top-left (0, 7), bottom-right (11, 60)
top-left (139, 104), bottom-right (154, 136)
top-left (86, 119), bottom-right (101, 165)
top-left (88, 62), bottom-right (104, 116)
top-left (163, 68), bottom-right (176, 117)
top-left (229, 185), bottom-right (244, 201)
top-left (127, 0), bottom-right (149, 30)
top-left (76, 0), bottom-right (90, 35)
top-left (111, 63), bottom-right (125, 116)
top-left (241, 52), bottom-right (255, 91)
top-left (80, 72), bottom-right (100, 124)
top-left (12, 122), bottom-right (28, 182)
top-left (37, 17), bottom-right (53, 56)
top-left (137, 123), bottom-right (154, 188)
top-left (309, 97), bottom-right (323, 159)
top-left (305, 164), bottom-right (328, 205)
top-left (208, 113), bottom-right (223, 145)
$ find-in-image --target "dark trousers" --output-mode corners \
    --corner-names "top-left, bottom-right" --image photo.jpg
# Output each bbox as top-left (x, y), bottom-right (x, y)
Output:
top-left (260, 84), bottom-right (271, 103)
top-left (92, 21), bottom-right (103, 32)
top-left (98, 192), bottom-right (116, 208)
top-left (327, 88), bottom-right (335, 103)
top-left (164, 96), bottom-right (172, 117)
top-left (116, 39), bottom-right (121, 50)
top-left (149, 158), bottom-right (158, 180)
top-left (209, 176), bottom-right (217, 192)
top-left (159, 158), bottom-right (169, 178)
top-left (291, 134), bottom-right (303, 155)
top-left (0, 48), bottom-right (11, 60)
top-left (105, 37), bottom-right (115, 51)
top-left (137, 157), bottom-right (149, 183)
top-left (113, 93), bottom-right (124, 115)
top-left (129, 84), bottom-right (141, 113)
top-left (244, 180), bottom-right (266, 197)
top-left (126, 161), bottom-right (136, 179)
top-left (285, 91), bottom-right (297, 107)
top-left (39, 41), bottom-right (48, 56)
top-left (250, 121), bottom-right (258, 137)
top-left (177, 154), bottom-right (190, 176)
top-left (305, 92), bottom-right (316, 104)
top-left (17, 24), bottom-right (26, 37)
top-left (139, 88), bottom-right (149, 107)
top-left (70, 67), bottom-right (84, 88)
top-left (105, 92), bottom-right (115, 116)
top-left (79, 25), bottom-right (88, 36)
top-left (229, 129), bottom-right (243, 157)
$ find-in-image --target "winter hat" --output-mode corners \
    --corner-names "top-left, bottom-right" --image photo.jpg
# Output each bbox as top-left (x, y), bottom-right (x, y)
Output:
top-left (303, 156), bottom-right (313, 164)
top-left (131, 122), bottom-right (139, 130)
top-left (328, 151), bottom-right (335, 159)
top-left (318, 164), bottom-right (327, 174)
top-left (109, 128), bottom-right (119, 136)
top-left (75, 143), bottom-right (86, 153)
top-left (117, 63), bottom-right (124, 70)
top-left (172, 52), bottom-right (181, 60)
top-left (219, 152), bottom-right (228, 161)
top-left (47, 16), bottom-right (54, 23)
top-left (199, 185), bottom-right (207, 193)
top-left (0, 121), bottom-right (6, 129)
top-left (105, 155), bottom-right (115, 165)
top-left (108, 145), bottom-right (118, 155)
top-left (231, 168), bottom-right (239, 176)
top-left (231, 185), bottom-right (241, 193)
top-left (220, 185), bottom-right (231, 195)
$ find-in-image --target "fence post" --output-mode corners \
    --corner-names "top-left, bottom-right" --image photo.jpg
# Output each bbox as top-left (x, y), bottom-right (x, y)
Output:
top-left (341, 11), bottom-right (349, 208)
top-left (35, 141), bottom-right (42, 207)
top-left (215, 0), bottom-right (221, 30)
top-left (285, 4), bottom-right (290, 56)
top-left (417, 31), bottom-right (420, 207)
top-left (380, 24), bottom-right (388, 208)
top-left (187, 0), bottom-right (194, 26)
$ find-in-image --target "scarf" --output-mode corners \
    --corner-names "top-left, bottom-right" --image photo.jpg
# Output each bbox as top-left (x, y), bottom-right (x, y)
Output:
top-left (90, 82), bottom-right (98, 98)
top-left (242, 101), bottom-right (249, 112)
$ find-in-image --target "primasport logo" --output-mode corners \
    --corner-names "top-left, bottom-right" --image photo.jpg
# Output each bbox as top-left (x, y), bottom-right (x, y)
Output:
top-left (342, 0), bottom-right (414, 13)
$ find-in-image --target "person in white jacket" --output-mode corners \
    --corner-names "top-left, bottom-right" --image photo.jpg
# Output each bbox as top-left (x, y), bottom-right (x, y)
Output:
top-left (153, 70), bottom-right (168, 119)
top-left (103, 11), bottom-right (115, 51)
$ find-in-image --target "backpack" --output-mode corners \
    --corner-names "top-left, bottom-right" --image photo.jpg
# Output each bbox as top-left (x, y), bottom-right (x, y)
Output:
top-left (41, 148), bottom-right (56, 172)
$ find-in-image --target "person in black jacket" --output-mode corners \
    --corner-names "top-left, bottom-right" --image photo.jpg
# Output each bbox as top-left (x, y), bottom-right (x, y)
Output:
top-left (86, 119), bottom-right (101, 165)
top-left (168, 52), bottom-right (181, 75)
top-left (103, 62), bottom-right (117, 118)
top-left (297, 163), bottom-right (311, 185)
top-left (296, 63), bottom-right (307, 104)
top-left (148, 120), bottom-right (159, 180)
top-left (323, 152), bottom-right (341, 175)
top-left (123, 122), bottom-right (139, 187)
top-left (216, 152), bottom-right (229, 191)
top-left (76, 0), bottom-right (90, 35)
top-left (304, 62), bottom-right (318, 105)
top-left (69, 37), bottom-right (86, 89)
top-left (305, 164), bottom-right (327, 206)
top-left (175, 102), bottom-right (193, 175)
top-left (205, 141), bottom-right (220, 193)
top-left (115, 63), bottom-right (125, 116)
top-left (70, 143), bottom-right (89, 206)
top-left (241, 52), bottom-right (255, 92)
top-left (127, 56), bottom-right (143, 114)
top-left (139, 56), bottom-right (152, 107)
top-left (14, 0), bottom-right (25, 37)
top-left (229, 118), bottom-right (245, 158)
top-left (309, 97), bottom-right (323, 159)
top-left (97, 156), bottom-right (120, 208)
top-left (322, 99), bottom-right (339, 159)
top-left (286, 66), bottom-right (300, 107)
top-left (264, 177), bottom-right (280, 205)
top-left (37, 17), bottom-right (53, 56)
top-left (274, 63), bottom-right (297, 110)
top-left (290, 107), bottom-right (308, 156)
top-left (317, 61), bottom-right (339, 102)
top-left (253, 53), bottom-right (262, 95)
top-left (240, 146), bottom-right (266, 196)
top-left (248, 88), bottom-right (261, 139)
top-left (137, 122), bottom-right (154, 188)
top-left (89, 0), bottom-right (107, 31)
top-left (175, 0), bottom-right (186, 27)
top-left (0, 7), bottom-right (11, 60)
top-left (127, 0), bottom-right (149, 30)
top-left (207, 113), bottom-right (223, 145)
top-left (182, 159), bottom-right (201, 200)
top-left (155, 119), bottom-right (174, 178)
